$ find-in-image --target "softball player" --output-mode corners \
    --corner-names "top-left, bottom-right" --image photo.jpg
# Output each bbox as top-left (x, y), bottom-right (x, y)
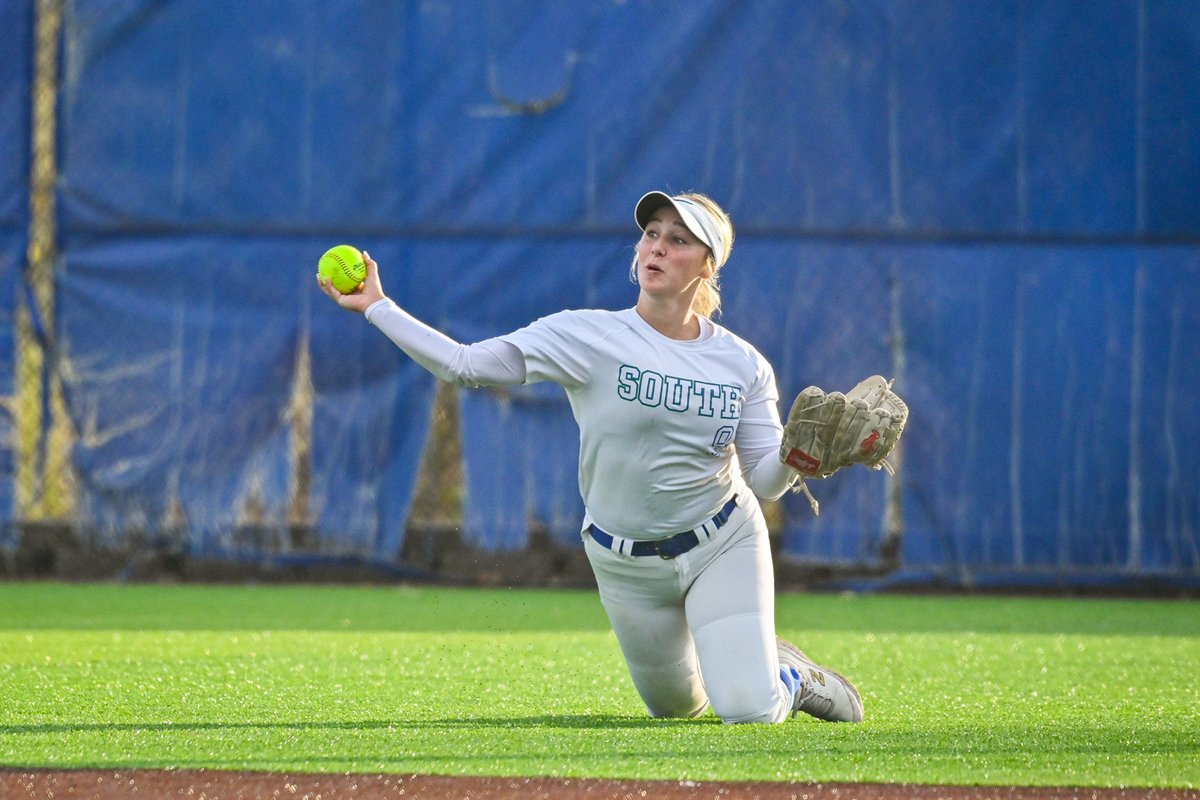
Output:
top-left (318, 191), bottom-right (863, 724)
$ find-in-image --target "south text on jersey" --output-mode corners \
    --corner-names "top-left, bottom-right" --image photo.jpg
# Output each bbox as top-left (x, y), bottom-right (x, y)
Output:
top-left (615, 364), bottom-right (742, 419)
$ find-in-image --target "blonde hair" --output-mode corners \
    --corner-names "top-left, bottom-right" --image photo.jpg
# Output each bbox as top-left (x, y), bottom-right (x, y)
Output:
top-left (682, 193), bottom-right (734, 319)
top-left (630, 192), bottom-right (735, 319)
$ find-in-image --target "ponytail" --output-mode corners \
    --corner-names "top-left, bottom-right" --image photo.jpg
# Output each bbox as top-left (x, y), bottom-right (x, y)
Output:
top-left (682, 193), bottom-right (733, 319)
top-left (692, 260), bottom-right (722, 318)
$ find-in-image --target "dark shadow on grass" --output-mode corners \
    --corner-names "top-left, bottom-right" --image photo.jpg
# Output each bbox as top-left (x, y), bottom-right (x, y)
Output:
top-left (0, 714), bottom-right (720, 736)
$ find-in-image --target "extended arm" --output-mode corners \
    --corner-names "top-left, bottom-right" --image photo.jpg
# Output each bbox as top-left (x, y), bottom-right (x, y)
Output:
top-left (364, 299), bottom-right (526, 387)
top-left (317, 251), bottom-right (526, 387)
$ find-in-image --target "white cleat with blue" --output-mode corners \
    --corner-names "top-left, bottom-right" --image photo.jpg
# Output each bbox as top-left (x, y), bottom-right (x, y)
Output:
top-left (777, 637), bottom-right (864, 723)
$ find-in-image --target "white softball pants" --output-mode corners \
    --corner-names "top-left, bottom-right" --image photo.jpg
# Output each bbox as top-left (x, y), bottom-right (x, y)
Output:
top-left (582, 495), bottom-right (793, 724)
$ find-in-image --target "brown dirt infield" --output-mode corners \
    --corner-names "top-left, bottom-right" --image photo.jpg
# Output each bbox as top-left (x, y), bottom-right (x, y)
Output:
top-left (1, 769), bottom-right (1195, 800)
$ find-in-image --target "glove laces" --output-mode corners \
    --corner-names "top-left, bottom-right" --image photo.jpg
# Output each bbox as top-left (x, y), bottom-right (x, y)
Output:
top-left (790, 477), bottom-right (821, 516)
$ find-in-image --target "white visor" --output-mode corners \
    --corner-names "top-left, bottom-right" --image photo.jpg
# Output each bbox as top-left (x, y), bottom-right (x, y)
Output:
top-left (634, 191), bottom-right (730, 268)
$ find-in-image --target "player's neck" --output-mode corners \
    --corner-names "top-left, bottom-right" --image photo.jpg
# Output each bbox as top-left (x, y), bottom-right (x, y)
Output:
top-left (635, 296), bottom-right (702, 340)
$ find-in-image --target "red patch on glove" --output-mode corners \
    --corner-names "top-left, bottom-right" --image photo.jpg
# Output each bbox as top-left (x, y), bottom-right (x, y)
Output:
top-left (784, 448), bottom-right (821, 475)
top-left (859, 430), bottom-right (880, 455)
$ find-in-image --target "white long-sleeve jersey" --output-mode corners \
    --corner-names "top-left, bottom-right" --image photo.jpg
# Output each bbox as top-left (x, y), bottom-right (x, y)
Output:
top-left (366, 299), bottom-right (794, 538)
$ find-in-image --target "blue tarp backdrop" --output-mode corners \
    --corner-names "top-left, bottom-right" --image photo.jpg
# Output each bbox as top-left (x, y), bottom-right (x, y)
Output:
top-left (0, 1), bottom-right (33, 545)
top-left (6, 1), bottom-right (1200, 586)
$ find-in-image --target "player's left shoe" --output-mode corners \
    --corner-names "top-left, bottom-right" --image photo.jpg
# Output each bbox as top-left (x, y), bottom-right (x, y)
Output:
top-left (777, 637), bottom-right (864, 723)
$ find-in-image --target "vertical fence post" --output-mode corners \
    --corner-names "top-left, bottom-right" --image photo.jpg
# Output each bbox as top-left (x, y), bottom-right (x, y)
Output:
top-left (17, 0), bottom-right (73, 522)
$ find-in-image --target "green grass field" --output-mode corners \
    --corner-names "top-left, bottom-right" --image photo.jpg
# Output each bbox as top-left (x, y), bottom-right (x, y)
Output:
top-left (0, 582), bottom-right (1196, 788)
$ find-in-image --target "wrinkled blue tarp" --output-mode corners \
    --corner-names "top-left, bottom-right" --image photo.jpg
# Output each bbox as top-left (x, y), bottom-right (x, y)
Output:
top-left (3, 1), bottom-right (1196, 584)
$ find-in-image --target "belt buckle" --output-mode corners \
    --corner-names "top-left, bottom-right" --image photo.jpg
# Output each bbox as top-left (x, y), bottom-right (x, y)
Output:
top-left (654, 538), bottom-right (678, 560)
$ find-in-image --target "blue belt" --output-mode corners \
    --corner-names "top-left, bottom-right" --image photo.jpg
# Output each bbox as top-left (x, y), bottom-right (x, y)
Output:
top-left (586, 495), bottom-right (739, 559)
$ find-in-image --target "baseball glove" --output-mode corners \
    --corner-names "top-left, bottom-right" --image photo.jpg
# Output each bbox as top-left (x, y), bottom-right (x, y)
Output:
top-left (779, 375), bottom-right (908, 515)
